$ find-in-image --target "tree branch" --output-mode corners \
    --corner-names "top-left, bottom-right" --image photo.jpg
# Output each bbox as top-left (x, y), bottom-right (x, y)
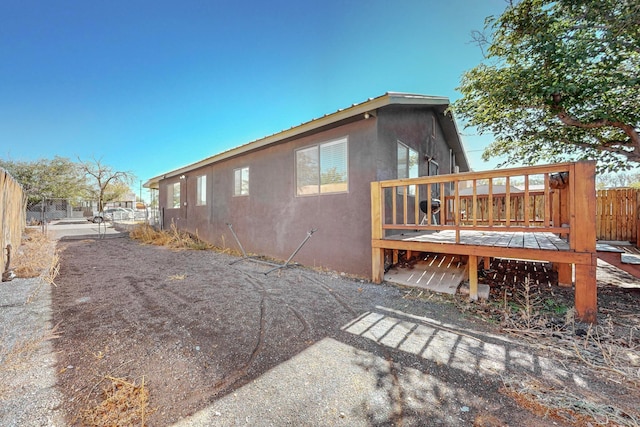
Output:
top-left (558, 137), bottom-right (640, 162)
top-left (550, 98), bottom-right (640, 160)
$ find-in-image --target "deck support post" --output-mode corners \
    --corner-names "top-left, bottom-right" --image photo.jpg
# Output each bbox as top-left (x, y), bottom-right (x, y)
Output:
top-left (575, 255), bottom-right (597, 324)
top-left (372, 247), bottom-right (384, 284)
top-left (554, 263), bottom-right (573, 287)
top-left (483, 257), bottom-right (491, 270)
top-left (572, 161), bottom-right (597, 324)
top-left (468, 255), bottom-right (478, 301)
top-left (371, 182), bottom-right (384, 284)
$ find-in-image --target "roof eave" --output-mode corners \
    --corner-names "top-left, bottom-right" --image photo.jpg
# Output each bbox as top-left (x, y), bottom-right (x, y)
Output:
top-left (144, 92), bottom-right (453, 188)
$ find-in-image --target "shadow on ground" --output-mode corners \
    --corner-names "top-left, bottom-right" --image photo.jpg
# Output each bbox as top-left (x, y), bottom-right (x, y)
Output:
top-left (50, 237), bottom-right (638, 426)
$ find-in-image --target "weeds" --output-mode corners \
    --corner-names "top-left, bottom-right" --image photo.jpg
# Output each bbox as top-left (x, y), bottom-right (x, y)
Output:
top-left (495, 279), bottom-right (640, 381)
top-left (77, 376), bottom-right (155, 427)
top-left (501, 375), bottom-right (640, 426)
top-left (408, 271), bottom-right (640, 425)
top-left (0, 325), bottom-right (60, 398)
top-left (0, 325), bottom-right (60, 373)
top-left (130, 222), bottom-right (241, 256)
top-left (478, 276), bottom-right (640, 425)
top-left (130, 222), bottom-right (215, 251)
top-left (0, 228), bottom-right (61, 304)
top-left (12, 228), bottom-right (56, 279)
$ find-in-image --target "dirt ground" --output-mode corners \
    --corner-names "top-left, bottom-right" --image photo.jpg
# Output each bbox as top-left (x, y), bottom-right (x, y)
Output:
top-left (49, 235), bottom-right (640, 426)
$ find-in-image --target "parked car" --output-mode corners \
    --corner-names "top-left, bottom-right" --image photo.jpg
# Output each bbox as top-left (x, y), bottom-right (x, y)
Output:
top-left (90, 208), bottom-right (134, 223)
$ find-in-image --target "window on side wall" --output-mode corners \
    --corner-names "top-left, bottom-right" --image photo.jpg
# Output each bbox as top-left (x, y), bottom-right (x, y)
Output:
top-left (397, 141), bottom-right (418, 195)
top-left (167, 182), bottom-right (180, 208)
top-left (296, 137), bottom-right (348, 196)
top-left (234, 167), bottom-right (249, 196)
top-left (429, 159), bottom-right (440, 199)
top-left (196, 175), bottom-right (207, 206)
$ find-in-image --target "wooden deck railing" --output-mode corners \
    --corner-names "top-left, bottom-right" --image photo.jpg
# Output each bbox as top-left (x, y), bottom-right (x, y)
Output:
top-left (371, 161), bottom-right (598, 323)
top-left (371, 162), bottom-right (595, 245)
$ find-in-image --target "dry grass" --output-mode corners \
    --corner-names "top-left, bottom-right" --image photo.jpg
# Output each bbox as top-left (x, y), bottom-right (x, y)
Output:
top-left (477, 281), bottom-right (640, 425)
top-left (12, 228), bottom-right (57, 279)
top-left (0, 325), bottom-right (60, 399)
top-left (130, 222), bottom-right (241, 256)
top-left (571, 316), bottom-right (640, 385)
top-left (407, 278), bottom-right (640, 425)
top-left (501, 375), bottom-right (640, 426)
top-left (77, 376), bottom-right (156, 427)
top-left (130, 222), bottom-right (215, 251)
top-left (0, 325), bottom-right (60, 373)
top-left (7, 228), bottom-right (61, 304)
top-left (497, 283), bottom-right (640, 384)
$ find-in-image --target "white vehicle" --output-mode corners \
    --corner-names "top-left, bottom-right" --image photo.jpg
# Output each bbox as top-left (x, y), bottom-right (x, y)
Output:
top-left (90, 208), bottom-right (134, 223)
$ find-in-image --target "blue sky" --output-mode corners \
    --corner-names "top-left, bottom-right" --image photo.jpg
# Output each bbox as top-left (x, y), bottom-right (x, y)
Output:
top-left (1, 0), bottom-right (508, 201)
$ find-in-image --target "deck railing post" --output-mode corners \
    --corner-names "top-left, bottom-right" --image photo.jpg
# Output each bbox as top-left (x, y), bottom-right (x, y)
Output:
top-left (371, 182), bottom-right (385, 283)
top-left (572, 161), bottom-right (597, 323)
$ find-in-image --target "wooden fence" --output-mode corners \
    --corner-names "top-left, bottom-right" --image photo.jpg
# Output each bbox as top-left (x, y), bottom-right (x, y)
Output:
top-left (596, 188), bottom-right (639, 242)
top-left (0, 168), bottom-right (26, 275)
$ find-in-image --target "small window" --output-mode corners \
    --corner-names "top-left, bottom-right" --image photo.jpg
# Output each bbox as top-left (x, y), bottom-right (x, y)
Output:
top-left (296, 137), bottom-right (348, 196)
top-left (429, 159), bottom-right (440, 198)
top-left (397, 141), bottom-right (419, 195)
top-left (167, 182), bottom-right (180, 208)
top-left (196, 175), bottom-right (207, 206)
top-left (234, 167), bottom-right (249, 196)
top-left (431, 115), bottom-right (437, 139)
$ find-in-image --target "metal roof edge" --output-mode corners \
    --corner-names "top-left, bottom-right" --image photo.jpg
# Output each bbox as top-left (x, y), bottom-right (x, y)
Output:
top-left (144, 92), bottom-right (452, 188)
top-left (447, 109), bottom-right (471, 172)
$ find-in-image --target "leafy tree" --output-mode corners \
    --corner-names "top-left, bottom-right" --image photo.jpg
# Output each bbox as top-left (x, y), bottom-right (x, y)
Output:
top-left (454, 0), bottom-right (640, 172)
top-left (596, 171), bottom-right (640, 189)
top-left (320, 166), bottom-right (346, 185)
top-left (77, 157), bottom-right (134, 212)
top-left (0, 157), bottom-right (88, 206)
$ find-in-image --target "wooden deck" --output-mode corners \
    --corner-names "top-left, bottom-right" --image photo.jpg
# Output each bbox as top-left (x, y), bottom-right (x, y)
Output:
top-left (386, 230), bottom-right (570, 251)
top-left (371, 161), bottom-right (598, 323)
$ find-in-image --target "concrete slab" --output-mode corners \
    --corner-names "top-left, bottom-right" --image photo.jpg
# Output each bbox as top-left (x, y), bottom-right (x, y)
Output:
top-left (458, 283), bottom-right (491, 300)
top-left (621, 253), bottom-right (640, 265)
top-left (596, 243), bottom-right (625, 253)
top-left (41, 221), bottom-right (128, 241)
top-left (171, 306), bottom-right (577, 427)
top-left (384, 254), bottom-right (465, 295)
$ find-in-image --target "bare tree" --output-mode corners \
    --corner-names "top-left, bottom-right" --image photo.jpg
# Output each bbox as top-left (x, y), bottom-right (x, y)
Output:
top-left (78, 157), bottom-right (135, 212)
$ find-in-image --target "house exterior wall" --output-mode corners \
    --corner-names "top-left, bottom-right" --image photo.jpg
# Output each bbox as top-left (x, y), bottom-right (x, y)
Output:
top-left (376, 107), bottom-right (466, 228)
top-left (376, 106), bottom-right (460, 178)
top-left (158, 104), bottom-right (464, 278)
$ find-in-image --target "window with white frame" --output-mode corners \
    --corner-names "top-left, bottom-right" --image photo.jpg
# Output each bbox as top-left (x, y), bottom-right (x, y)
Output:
top-left (296, 137), bottom-right (348, 196)
top-left (397, 141), bottom-right (419, 195)
top-left (196, 175), bottom-right (207, 206)
top-left (234, 167), bottom-right (249, 196)
top-left (167, 182), bottom-right (180, 208)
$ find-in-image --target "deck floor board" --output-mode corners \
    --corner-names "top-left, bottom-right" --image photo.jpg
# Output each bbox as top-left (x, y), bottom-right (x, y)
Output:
top-left (385, 230), bottom-right (569, 252)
